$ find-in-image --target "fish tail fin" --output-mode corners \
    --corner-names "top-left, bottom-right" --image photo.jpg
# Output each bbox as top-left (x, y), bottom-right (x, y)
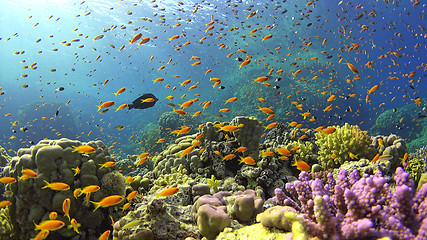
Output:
top-left (90, 201), bottom-right (100, 212)
top-left (42, 180), bottom-right (50, 189)
top-left (113, 92), bottom-right (118, 97)
top-left (96, 105), bottom-right (102, 112)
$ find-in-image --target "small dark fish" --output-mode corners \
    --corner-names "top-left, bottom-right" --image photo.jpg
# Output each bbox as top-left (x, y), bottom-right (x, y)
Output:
top-left (57, 87), bottom-right (64, 91)
top-left (20, 127), bottom-right (28, 132)
top-left (307, 23), bottom-right (312, 27)
top-left (416, 114), bottom-right (427, 120)
top-left (273, 85), bottom-right (280, 89)
top-left (408, 85), bottom-right (415, 90)
top-left (354, 13), bottom-right (364, 21)
top-left (12, 130), bottom-right (16, 133)
top-left (128, 93), bottom-right (158, 110)
top-left (392, 108), bottom-right (398, 112)
top-left (219, 86), bottom-right (225, 89)
top-left (235, 57), bottom-right (243, 62)
top-left (55, 110), bottom-right (59, 117)
top-left (275, 77), bottom-right (281, 82)
top-left (216, 114), bottom-right (224, 118)
top-left (29, 141), bottom-right (35, 145)
top-left (115, 125), bottom-right (124, 130)
top-left (70, 68), bottom-right (76, 71)
top-left (167, 103), bottom-right (176, 108)
top-left (274, 91), bottom-right (281, 97)
top-left (100, 108), bottom-right (110, 113)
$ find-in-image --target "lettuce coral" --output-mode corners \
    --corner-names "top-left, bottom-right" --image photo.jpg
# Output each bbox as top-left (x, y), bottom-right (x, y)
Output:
top-left (315, 123), bottom-right (374, 169)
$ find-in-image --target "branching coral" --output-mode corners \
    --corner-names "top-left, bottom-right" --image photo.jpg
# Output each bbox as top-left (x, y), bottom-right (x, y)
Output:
top-left (272, 168), bottom-right (427, 239)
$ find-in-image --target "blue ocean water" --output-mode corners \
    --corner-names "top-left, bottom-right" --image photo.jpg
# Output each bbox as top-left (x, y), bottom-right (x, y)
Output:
top-left (0, 0), bottom-right (425, 156)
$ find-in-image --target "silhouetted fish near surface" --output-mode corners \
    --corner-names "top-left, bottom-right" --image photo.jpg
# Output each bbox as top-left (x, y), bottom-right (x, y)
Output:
top-left (128, 93), bottom-right (158, 110)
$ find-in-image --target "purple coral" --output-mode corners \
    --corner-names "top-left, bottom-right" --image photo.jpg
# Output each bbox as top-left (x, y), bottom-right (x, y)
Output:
top-left (272, 167), bottom-right (427, 240)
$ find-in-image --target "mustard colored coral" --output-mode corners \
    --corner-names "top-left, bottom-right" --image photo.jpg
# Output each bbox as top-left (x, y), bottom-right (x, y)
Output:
top-left (315, 123), bottom-right (374, 169)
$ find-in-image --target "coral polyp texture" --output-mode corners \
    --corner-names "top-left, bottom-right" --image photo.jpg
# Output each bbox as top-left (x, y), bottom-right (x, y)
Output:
top-left (272, 167), bottom-right (427, 239)
top-left (315, 123), bottom-right (374, 169)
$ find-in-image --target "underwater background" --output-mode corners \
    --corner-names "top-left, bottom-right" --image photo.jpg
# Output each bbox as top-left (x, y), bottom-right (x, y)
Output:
top-left (0, 0), bottom-right (426, 239)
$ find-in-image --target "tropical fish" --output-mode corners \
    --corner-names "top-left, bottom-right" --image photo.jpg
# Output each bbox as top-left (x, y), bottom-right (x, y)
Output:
top-left (42, 180), bottom-right (70, 191)
top-left (78, 185), bottom-right (100, 197)
top-left (239, 156), bottom-right (256, 165)
top-left (63, 198), bottom-right (71, 221)
top-left (223, 154), bottom-right (236, 161)
top-left (72, 145), bottom-right (95, 154)
top-left (67, 218), bottom-right (81, 234)
top-left (98, 161), bottom-right (116, 169)
top-left (98, 230), bottom-right (111, 240)
top-left (49, 212), bottom-right (57, 220)
top-left (126, 190), bottom-right (138, 201)
top-left (91, 195), bottom-right (124, 212)
top-left (0, 200), bottom-right (12, 208)
top-left (322, 127), bottom-right (336, 134)
top-left (156, 187), bottom-right (179, 198)
top-left (276, 148), bottom-right (291, 156)
top-left (264, 122), bottom-right (278, 130)
top-left (292, 160), bottom-right (310, 172)
top-left (128, 93), bottom-right (158, 110)
top-left (20, 169), bottom-right (38, 179)
top-left (0, 177), bottom-right (17, 184)
top-left (34, 220), bottom-right (65, 231)
top-left (113, 87), bottom-right (126, 96)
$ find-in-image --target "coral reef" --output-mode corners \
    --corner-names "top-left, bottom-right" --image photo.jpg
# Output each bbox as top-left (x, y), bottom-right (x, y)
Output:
top-left (1, 138), bottom-right (124, 239)
top-left (0, 145), bottom-right (11, 167)
top-left (315, 123), bottom-right (374, 169)
top-left (272, 168), bottom-right (427, 239)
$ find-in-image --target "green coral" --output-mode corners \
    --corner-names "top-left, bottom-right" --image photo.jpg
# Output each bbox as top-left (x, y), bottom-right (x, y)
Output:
top-left (0, 145), bottom-right (11, 167)
top-left (216, 223), bottom-right (291, 240)
top-left (0, 207), bottom-right (16, 239)
top-left (150, 164), bottom-right (192, 194)
top-left (406, 157), bottom-right (424, 186)
top-left (207, 175), bottom-right (221, 193)
top-left (315, 123), bottom-right (373, 169)
top-left (95, 171), bottom-right (126, 201)
top-left (286, 140), bottom-right (315, 163)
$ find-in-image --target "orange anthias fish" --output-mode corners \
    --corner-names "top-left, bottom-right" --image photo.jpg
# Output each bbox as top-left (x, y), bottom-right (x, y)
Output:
top-left (72, 145), bottom-right (96, 154)
top-left (98, 230), bottom-right (111, 240)
top-left (42, 180), bottom-right (70, 191)
top-left (98, 161), bottom-right (116, 169)
top-left (78, 185), bottom-right (100, 197)
top-left (91, 195), bottom-right (124, 212)
top-left (264, 122), bottom-right (278, 130)
top-left (239, 59), bottom-right (251, 69)
top-left (129, 33), bottom-right (142, 47)
top-left (20, 169), bottom-right (38, 179)
top-left (293, 159), bottom-right (311, 172)
top-left (97, 101), bottom-right (115, 111)
top-left (156, 187), bottom-right (179, 198)
top-left (67, 218), bottom-right (81, 234)
top-left (180, 146), bottom-right (194, 157)
top-left (126, 190), bottom-right (138, 202)
top-left (0, 177), bottom-right (17, 184)
top-left (0, 200), bottom-right (12, 208)
top-left (322, 127), bottom-right (336, 134)
top-left (276, 148), bottom-right (291, 156)
top-left (345, 60), bottom-right (359, 74)
top-left (34, 219), bottom-right (66, 231)
top-left (239, 156), bottom-right (256, 165)
top-left (62, 198), bottom-right (71, 221)
top-left (113, 87), bottom-right (126, 96)
top-left (217, 125), bottom-right (240, 132)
